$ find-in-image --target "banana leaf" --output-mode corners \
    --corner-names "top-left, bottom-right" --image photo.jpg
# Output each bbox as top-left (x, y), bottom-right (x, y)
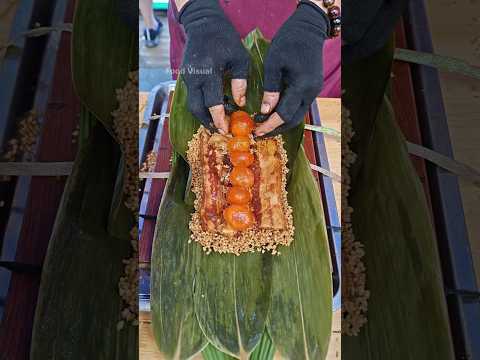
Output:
top-left (152, 29), bottom-right (332, 359)
top-left (30, 110), bottom-right (137, 359)
top-left (342, 38), bottom-right (454, 358)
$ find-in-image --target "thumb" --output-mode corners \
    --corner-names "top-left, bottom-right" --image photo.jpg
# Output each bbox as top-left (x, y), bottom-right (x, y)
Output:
top-left (231, 79), bottom-right (247, 107)
top-left (267, 102), bottom-right (310, 137)
top-left (254, 89), bottom-right (302, 137)
top-left (261, 91), bottom-right (280, 114)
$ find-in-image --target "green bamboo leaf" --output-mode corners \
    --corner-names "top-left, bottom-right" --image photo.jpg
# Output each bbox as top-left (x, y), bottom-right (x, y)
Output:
top-left (31, 2), bottom-right (138, 358)
top-left (344, 39), bottom-right (395, 188)
top-left (343, 37), bottom-right (454, 357)
top-left (310, 164), bottom-right (341, 183)
top-left (168, 76), bottom-right (201, 158)
top-left (156, 30), bottom-right (325, 359)
top-left (202, 344), bottom-right (237, 360)
top-left (394, 48), bottom-right (480, 80)
top-left (151, 153), bottom-right (208, 359)
top-left (268, 147), bottom-right (332, 359)
top-left (243, 28), bottom-right (266, 53)
top-left (343, 96), bottom-right (454, 359)
top-left (71, 0), bottom-right (137, 241)
top-left (30, 110), bottom-right (137, 359)
top-left (242, 29), bottom-right (269, 113)
top-left (194, 253), bottom-right (272, 358)
top-left (201, 329), bottom-right (275, 360)
top-left (189, 31), bottom-right (302, 358)
top-left (72, 0), bottom-right (137, 132)
top-left (107, 152), bottom-right (135, 240)
top-left (249, 330), bottom-right (275, 360)
top-left (163, 30), bottom-right (305, 358)
top-left (304, 124), bottom-right (340, 138)
top-left (406, 141), bottom-right (480, 188)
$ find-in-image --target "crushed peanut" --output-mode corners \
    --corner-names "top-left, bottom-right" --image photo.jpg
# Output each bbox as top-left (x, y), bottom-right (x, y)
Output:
top-left (112, 71), bottom-right (139, 327)
top-left (71, 124), bottom-right (80, 144)
top-left (341, 104), bottom-right (370, 336)
top-left (140, 150), bottom-right (157, 172)
top-left (1, 110), bottom-right (39, 181)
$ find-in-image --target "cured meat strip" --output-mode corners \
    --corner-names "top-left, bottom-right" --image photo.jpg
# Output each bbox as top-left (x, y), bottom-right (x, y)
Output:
top-left (256, 139), bottom-right (286, 230)
top-left (199, 132), bottom-right (228, 231)
top-left (251, 156), bottom-right (262, 225)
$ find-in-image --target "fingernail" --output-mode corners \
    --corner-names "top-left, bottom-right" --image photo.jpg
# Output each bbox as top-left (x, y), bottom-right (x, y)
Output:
top-left (261, 103), bottom-right (271, 114)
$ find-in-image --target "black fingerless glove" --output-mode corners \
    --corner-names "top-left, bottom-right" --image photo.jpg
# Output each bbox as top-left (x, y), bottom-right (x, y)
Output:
top-left (179, 0), bottom-right (250, 130)
top-left (264, 0), bottom-right (330, 135)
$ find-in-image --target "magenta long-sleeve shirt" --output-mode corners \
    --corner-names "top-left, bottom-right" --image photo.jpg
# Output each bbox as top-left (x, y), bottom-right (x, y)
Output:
top-left (167, 0), bottom-right (340, 98)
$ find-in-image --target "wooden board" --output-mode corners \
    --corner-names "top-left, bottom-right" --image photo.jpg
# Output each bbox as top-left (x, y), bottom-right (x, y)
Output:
top-left (0, 0), bottom-right (19, 64)
top-left (326, 310), bottom-right (341, 360)
top-left (315, 97), bottom-right (341, 213)
top-left (315, 97), bottom-right (341, 360)
top-left (424, 0), bottom-right (480, 281)
top-left (139, 91), bottom-right (149, 128)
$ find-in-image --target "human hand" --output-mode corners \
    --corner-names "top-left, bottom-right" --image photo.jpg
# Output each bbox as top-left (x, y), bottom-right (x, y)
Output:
top-left (255, 0), bottom-right (330, 137)
top-left (179, 0), bottom-right (250, 134)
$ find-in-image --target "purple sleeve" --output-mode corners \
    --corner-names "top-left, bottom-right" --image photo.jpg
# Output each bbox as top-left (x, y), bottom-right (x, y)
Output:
top-left (167, 0), bottom-right (186, 79)
top-left (320, 37), bottom-right (341, 98)
top-left (167, 0), bottom-right (341, 98)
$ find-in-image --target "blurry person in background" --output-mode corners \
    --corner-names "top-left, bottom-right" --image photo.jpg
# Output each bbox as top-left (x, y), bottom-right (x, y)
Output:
top-left (140, 0), bottom-right (163, 48)
top-left (168, 0), bottom-right (341, 136)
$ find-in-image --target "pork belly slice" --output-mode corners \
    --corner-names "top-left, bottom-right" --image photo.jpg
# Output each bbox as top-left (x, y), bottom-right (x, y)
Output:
top-left (199, 132), bottom-right (229, 231)
top-left (256, 139), bottom-right (286, 230)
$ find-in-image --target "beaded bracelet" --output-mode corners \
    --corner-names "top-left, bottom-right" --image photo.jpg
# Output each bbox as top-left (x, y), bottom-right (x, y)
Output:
top-left (322, 0), bottom-right (341, 37)
top-left (298, 0), bottom-right (341, 38)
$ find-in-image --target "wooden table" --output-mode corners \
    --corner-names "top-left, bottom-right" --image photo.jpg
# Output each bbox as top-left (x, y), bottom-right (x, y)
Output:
top-left (139, 97), bottom-right (342, 359)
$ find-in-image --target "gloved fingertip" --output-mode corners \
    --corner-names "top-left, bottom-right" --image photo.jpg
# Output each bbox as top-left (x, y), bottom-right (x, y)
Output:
top-left (261, 103), bottom-right (271, 114)
top-left (239, 95), bottom-right (246, 107)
